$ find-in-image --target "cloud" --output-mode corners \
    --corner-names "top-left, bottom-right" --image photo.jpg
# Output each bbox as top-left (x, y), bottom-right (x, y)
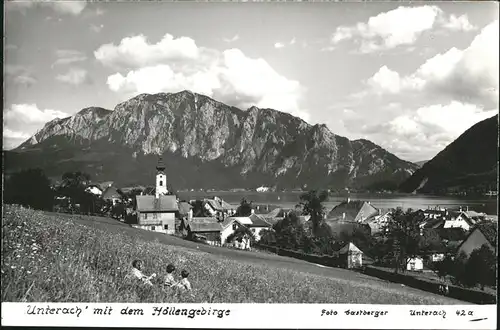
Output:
top-left (274, 42), bottom-right (285, 49)
top-left (3, 104), bottom-right (70, 149)
top-left (440, 14), bottom-right (477, 32)
top-left (53, 49), bottom-right (87, 66)
top-left (2, 128), bottom-right (31, 150)
top-left (6, 0), bottom-right (87, 15)
top-left (223, 35), bottom-right (240, 43)
top-left (90, 23), bottom-right (104, 33)
top-left (347, 101), bottom-right (497, 161)
top-left (99, 33), bottom-right (306, 120)
top-left (331, 6), bottom-right (477, 53)
top-left (94, 34), bottom-right (200, 69)
top-left (365, 20), bottom-right (499, 107)
top-left (56, 68), bottom-right (89, 85)
top-left (4, 65), bottom-right (37, 87)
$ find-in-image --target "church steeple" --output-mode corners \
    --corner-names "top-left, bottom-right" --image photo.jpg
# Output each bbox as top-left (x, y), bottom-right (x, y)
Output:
top-left (156, 156), bottom-right (166, 172)
top-left (155, 156), bottom-right (168, 197)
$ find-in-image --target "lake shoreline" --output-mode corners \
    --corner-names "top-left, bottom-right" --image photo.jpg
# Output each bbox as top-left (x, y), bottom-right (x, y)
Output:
top-left (177, 191), bottom-right (498, 215)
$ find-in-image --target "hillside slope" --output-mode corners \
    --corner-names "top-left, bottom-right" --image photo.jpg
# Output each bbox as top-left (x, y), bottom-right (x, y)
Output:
top-left (4, 90), bottom-right (418, 189)
top-left (2, 204), bottom-right (461, 304)
top-left (399, 115), bottom-right (498, 195)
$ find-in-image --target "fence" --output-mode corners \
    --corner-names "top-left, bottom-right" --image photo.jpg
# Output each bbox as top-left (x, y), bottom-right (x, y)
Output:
top-left (363, 266), bottom-right (496, 304)
top-left (255, 243), bottom-right (348, 268)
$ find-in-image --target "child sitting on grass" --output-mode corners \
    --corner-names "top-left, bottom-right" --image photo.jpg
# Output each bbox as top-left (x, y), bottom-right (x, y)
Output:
top-left (175, 270), bottom-right (192, 291)
top-left (130, 259), bottom-right (156, 286)
top-left (163, 264), bottom-right (177, 288)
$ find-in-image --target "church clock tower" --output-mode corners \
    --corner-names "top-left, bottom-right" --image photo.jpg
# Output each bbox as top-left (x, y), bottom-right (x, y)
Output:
top-left (155, 157), bottom-right (168, 198)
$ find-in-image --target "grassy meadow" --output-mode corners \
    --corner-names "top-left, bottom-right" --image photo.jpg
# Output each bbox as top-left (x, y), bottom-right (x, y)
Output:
top-left (1, 204), bottom-right (463, 303)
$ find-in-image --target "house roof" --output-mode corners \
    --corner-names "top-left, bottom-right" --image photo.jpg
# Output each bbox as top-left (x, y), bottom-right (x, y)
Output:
top-left (337, 242), bottom-right (363, 254)
top-left (98, 181), bottom-right (114, 191)
top-left (249, 213), bottom-right (272, 227)
top-left (220, 199), bottom-right (237, 210)
top-left (327, 200), bottom-right (378, 222)
top-left (464, 210), bottom-right (485, 218)
top-left (102, 186), bottom-right (121, 199)
top-left (136, 195), bottom-right (178, 212)
top-left (178, 202), bottom-right (193, 215)
top-left (191, 217), bottom-right (218, 223)
top-left (424, 209), bottom-right (446, 215)
top-left (225, 214), bottom-right (273, 228)
top-left (457, 221), bottom-right (497, 252)
top-left (143, 187), bottom-right (156, 195)
top-left (188, 221), bottom-right (223, 233)
top-left (423, 218), bottom-right (445, 229)
top-left (476, 222), bottom-right (497, 246)
top-left (263, 208), bottom-right (291, 219)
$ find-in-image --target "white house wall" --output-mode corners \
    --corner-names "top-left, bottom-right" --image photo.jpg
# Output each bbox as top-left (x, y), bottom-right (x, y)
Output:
top-left (220, 224), bottom-right (236, 245)
top-left (137, 212), bottom-right (176, 234)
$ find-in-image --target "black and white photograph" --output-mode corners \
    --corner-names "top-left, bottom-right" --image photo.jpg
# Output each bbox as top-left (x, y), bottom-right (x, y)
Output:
top-left (2, 0), bottom-right (498, 326)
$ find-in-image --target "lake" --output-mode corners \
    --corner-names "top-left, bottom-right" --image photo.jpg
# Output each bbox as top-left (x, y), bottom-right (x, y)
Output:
top-left (177, 191), bottom-right (498, 215)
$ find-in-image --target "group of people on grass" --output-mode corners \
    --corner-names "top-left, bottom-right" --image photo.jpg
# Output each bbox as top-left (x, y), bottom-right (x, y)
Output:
top-left (130, 259), bottom-right (191, 291)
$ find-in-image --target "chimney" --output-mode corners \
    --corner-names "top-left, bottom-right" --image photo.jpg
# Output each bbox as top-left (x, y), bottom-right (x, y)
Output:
top-left (347, 197), bottom-right (350, 203)
top-left (466, 206), bottom-right (469, 212)
top-left (343, 212), bottom-right (345, 220)
top-left (251, 209), bottom-right (255, 215)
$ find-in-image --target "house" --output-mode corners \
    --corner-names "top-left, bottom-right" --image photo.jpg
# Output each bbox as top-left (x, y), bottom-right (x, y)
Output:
top-left (443, 211), bottom-right (475, 231)
top-left (334, 242), bottom-right (364, 269)
top-left (185, 216), bottom-right (242, 246)
top-left (422, 208), bottom-right (447, 220)
top-left (85, 184), bottom-right (103, 196)
top-left (134, 195), bottom-right (178, 234)
top-left (102, 186), bottom-right (121, 205)
top-left (202, 197), bottom-right (237, 219)
top-left (456, 222), bottom-right (497, 256)
top-left (225, 213), bottom-right (273, 241)
top-left (262, 207), bottom-right (292, 224)
top-left (176, 201), bottom-right (193, 234)
top-left (132, 157), bottom-right (178, 234)
top-left (186, 218), bottom-right (224, 245)
top-left (98, 181), bottom-right (114, 191)
top-left (406, 256), bottom-right (424, 271)
top-left (367, 211), bottom-right (392, 234)
top-left (326, 199), bottom-right (379, 223)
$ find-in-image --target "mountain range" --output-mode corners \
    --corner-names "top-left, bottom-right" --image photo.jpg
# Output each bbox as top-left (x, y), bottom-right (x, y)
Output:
top-left (4, 90), bottom-right (421, 190)
top-left (399, 115), bottom-right (498, 195)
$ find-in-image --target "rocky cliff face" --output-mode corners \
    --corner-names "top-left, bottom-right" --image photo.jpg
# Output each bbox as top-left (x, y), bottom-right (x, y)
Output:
top-left (400, 115), bottom-right (498, 195)
top-left (8, 90), bottom-right (418, 189)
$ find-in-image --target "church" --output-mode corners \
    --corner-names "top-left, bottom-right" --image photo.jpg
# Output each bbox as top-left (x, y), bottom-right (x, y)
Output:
top-left (133, 157), bottom-right (178, 234)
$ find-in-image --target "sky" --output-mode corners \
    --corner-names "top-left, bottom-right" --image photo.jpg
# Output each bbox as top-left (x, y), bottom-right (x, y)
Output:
top-left (3, 1), bottom-right (499, 162)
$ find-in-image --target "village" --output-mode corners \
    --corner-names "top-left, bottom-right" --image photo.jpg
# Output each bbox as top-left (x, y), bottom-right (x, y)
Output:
top-left (49, 157), bottom-right (497, 278)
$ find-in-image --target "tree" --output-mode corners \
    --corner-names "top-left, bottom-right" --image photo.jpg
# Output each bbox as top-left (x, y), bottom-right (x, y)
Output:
top-left (466, 245), bottom-right (497, 290)
top-left (236, 198), bottom-right (253, 216)
top-left (59, 171), bottom-right (91, 209)
top-left (297, 190), bottom-right (329, 237)
top-left (258, 228), bottom-right (276, 245)
top-left (418, 229), bottom-right (444, 254)
top-left (451, 251), bottom-right (472, 287)
top-left (4, 168), bottom-right (54, 211)
top-left (274, 211), bottom-right (308, 250)
top-left (338, 224), bottom-right (373, 252)
top-left (191, 200), bottom-right (210, 217)
top-left (383, 208), bottom-right (423, 273)
top-left (431, 255), bottom-right (455, 281)
top-left (111, 203), bottom-right (126, 220)
top-left (226, 225), bottom-right (255, 249)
